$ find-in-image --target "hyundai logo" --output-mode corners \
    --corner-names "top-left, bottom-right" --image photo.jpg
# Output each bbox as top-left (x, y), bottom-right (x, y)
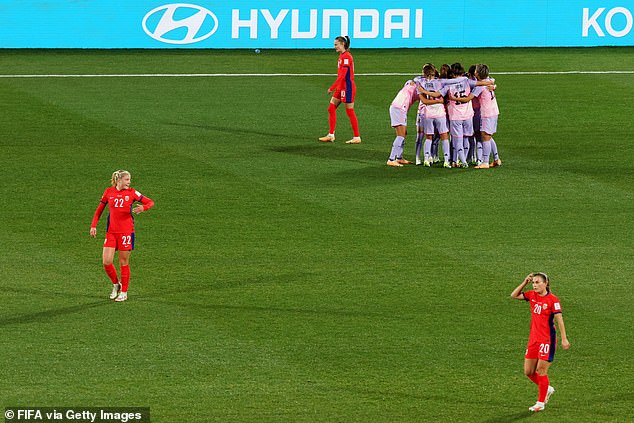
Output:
top-left (142, 4), bottom-right (218, 44)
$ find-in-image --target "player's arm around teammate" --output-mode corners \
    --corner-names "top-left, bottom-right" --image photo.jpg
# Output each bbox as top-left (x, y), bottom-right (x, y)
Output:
top-left (417, 64), bottom-right (451, 167)
top-left (90, 170), bottom-right (154, 302)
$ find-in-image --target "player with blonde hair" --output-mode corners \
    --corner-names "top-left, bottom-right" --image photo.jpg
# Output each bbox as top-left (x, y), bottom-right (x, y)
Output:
top-left (90, 170), bottom-right (154, 302)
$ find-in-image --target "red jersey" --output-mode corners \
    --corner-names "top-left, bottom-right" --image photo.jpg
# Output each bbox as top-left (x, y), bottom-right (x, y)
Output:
top-left (329, 51), bottom-right (355, 100)
top-left (523, 290), bottom-right (562, 343)
top-left (91, 187), bottom-right (154, 233)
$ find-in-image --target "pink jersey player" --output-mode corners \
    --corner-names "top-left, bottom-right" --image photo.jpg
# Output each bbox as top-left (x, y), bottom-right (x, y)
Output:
top-left (511, 272), bottom-right (570, 413)
top-left (445, 63), bottom-right (478, 167)
top-left (391, 80), bottom-right (419, 112)
top-left (386, 80), bottom-right (421, 166)
top-left (447, 63), bottom-right (497, 168)
top-left (415, 64), bottom-right (451, 167)
top-left (90, 170), bottom-right (154, 302)
top-left (469, 64), bottom-right (501, 168)
top-left (446, 75), bottom-right (475, 122)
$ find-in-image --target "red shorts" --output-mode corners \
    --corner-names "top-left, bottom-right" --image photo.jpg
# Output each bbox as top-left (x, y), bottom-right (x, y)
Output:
top-left (333, 83), bottom-right (356, 103)
top-left (104, 232), bottom-right (135, 251)
top-left (525, 339), bottom-right (556, 362)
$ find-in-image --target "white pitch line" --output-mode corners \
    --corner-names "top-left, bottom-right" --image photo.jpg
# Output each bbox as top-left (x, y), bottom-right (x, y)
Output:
top-left (0, 71), bottom-right (633, 78)
top-left (494, 70), bottom-right (634, 75)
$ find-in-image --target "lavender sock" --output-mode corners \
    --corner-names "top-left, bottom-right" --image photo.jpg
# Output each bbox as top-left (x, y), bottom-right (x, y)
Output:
top-left (415, 132), bottom-right (424, 160)
top-left (424, 139), bottom-right (432, 161)
top-left (482, 141), bottom-right (492, 164)
top-left (469, 136), bottom-right (477, 162)
top-left (491, 138), bottom-right (499, 161)
top-left (389, 136), bottom-right (405, 160)
top-left (442, 139), bottom-right (450, 163)
top-left (454, 136), bottom-right (467, 165)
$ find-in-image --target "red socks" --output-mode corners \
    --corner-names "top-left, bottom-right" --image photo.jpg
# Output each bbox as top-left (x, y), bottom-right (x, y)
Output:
top-left (327, 104), bottom-right (360, 137)
top-left (528, 372), bottom-right (550, 402)
top-left (527, 372), bottom-right (540, 385)
top-left (345, 108), bottom-right (360, 137)
top-left (104, 264), bottom-right (118, 284)
top-left (328, 103), bottom-right (337, 134)
top-left (537, 374), bottom-right (549, 402)
top-left (120, 265), bottom-right (130, 293)
top-left (104, 263), bottom-right (132, 292)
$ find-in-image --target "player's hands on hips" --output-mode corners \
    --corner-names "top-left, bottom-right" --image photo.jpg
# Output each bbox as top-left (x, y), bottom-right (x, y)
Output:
top-left (90, 227), bottom-right (97, 238)
top-left (561, 339), bottom-right (570, 350)
top-left (327, 88), bottom-right (334, 95)
top-left (132, 205), bottom-right (145, 214)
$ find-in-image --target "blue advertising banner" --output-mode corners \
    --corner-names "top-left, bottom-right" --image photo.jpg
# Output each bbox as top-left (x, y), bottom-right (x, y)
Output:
top-left (0, 0), bottom-right (632, 48)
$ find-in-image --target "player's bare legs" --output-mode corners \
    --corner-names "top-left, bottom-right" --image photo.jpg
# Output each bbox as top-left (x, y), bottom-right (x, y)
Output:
top-left (118, 250), bottom-right (130, 267)
top-left (102, 247), bottom-right (116, 266)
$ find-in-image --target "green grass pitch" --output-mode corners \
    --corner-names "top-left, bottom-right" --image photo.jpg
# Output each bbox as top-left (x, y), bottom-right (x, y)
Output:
top-left (1, 47), bottom-right (633, 422)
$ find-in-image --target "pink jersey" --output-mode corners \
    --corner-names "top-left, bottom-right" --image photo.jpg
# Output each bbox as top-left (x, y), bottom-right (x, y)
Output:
top-left (91, 187), bottom-right (154, 233)
top-left (472, 79), bottom-right (499, 118)
top-left (391, 80), bottom-right (419, 112)
top-left (467, 77), bottom-right (480, 110)
top-left (446, 76), bottom-right (475, 121)
top-left (418, 78), bottom-right (448, 119)
top-left (523, 290), bottom-right (562, 344)
top-left (413, 76), bottom-right (426, 116)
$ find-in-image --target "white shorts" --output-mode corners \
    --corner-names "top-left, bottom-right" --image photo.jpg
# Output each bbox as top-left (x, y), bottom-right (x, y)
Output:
top-left (390, 105), bottom-right (407, 127)
top-left (480, 116), bottom-right (498, 135)
top-left (450, 119), bottom-right (474, 138)
top-left (423, 116), bottom-right (449, 136)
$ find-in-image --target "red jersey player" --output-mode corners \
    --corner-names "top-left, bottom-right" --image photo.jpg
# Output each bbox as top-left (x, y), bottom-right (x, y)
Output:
top-left (318, 35), bottom-right (362, 145)
top-left (511, 272), bottom-right (570, 412)
top-left (90, 170), bottom-right (154, 302)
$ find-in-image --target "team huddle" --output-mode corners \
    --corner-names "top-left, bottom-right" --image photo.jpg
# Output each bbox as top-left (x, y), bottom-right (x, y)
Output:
top-left (388, 62), bottom-right (502, 169)
top-left (317, 37), bottom-right (502, 169)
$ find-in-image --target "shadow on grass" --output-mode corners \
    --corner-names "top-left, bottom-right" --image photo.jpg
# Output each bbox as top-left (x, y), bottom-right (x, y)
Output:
top-left (272, 144), bottom-right (494, 182)
top-left (146, 297), bottom-right (410, 321)
top-left (0, 301), bottom-right (109, 327)
top-left (271, 143), bottom-right (382, 163)
top-left (163, 121), bottom-right (282, 139)
top-left (479, 411), bottom-right (532, 423)
top-left (332, 163), bottom-right (470, 181)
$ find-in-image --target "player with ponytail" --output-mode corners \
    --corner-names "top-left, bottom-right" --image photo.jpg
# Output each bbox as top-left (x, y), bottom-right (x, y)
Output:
top-left (511, 272), bottom-right (571, 412)
top-left (90, 170), bottom-right (154, 302)
top-left (318, 35), bottom-right (362, 144)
